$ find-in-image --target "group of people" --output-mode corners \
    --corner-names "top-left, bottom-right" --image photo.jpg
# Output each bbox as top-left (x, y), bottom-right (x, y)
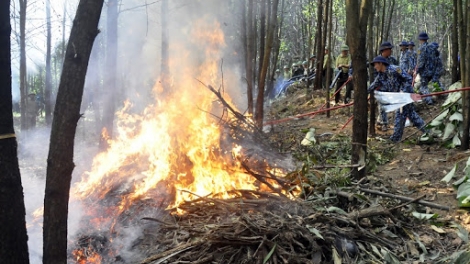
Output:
top-left (368, 31), bottom-right (444, 143)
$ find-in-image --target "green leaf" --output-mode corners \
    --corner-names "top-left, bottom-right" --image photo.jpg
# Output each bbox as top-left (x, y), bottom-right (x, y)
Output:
top-left (449, 112), bottom-right (463, 122)
top-left (453, 175), bottom-right (469, 189)
top-left (332, 246), bottom-right (342, 264)
top-left (453, 251), bottom-right (470, 264)
top-left (263, 243), bottom-right (277, 264)
top-left (326, 206), bottom-right (348, 215)
top-left (307, 225), bottom-right (324, 240)
top-left (442, 122), bottom-right (456, 140)
top-left (457, 182), bottom-right (470, 208)
top-left (442, 164), bottom-right (457, 183)
top-left (412, 211), bottom-right (439, 220)
top-left (453, 134), bottom-right (462, 147)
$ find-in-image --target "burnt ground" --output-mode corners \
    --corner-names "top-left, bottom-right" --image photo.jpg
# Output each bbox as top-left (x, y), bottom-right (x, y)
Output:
top-left (265, 82), bottom-right (470, 230)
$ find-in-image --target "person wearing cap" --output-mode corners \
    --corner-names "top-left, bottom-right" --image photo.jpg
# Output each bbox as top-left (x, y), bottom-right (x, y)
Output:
top-left (430, 42), bottom-right (444, 90)
top-left (323, 47), bottom-right (335, 89)
top-left (335, 44), bottom-right (353, 104)
top-left (283, 65), bottom-right (291, 80)
top-left (368, 56), bottom-right (427, 142)
top-left (408, 41), bottom-right (417, 75)
top-left (399, 41), bottom-right (410, 73)
top-left (292, 61), bottom-right (304, 78)
top-left (415, 32), bottom-right (434, 104)
top-left (375, 41), bottom-right (398, 130)
top-left (379, 41), bottom-right (399, 66)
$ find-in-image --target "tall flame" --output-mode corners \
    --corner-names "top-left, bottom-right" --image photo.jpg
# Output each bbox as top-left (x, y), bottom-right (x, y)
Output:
top-left (72, 17), bottom-right (260, 215)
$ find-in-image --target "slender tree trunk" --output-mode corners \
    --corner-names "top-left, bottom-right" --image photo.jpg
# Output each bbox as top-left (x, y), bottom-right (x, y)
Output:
top-left (160, 0), bottom-right (170, 91)
top-left (462, 0), bottom-right (470, 149)
top-left (258, 0), bottom-right (267, 80)
top-left (326, 0), bottom-right (332, 117)
top-left (255, 0), bottom-right (279, 127)
top-left (43, 0), bottom-right (105, 262)
top-left (0, 1), bottom-right (30, 262)
top-left (45, 0), bottom-right (53, 125)
top-left (246, 0), bottom-right (255, 115)
top-left (368, 0), bottom-right (376, 135)
top-left (99, 0), bottom-right (118, 150)
top-left (19, 0), bottom-right (27, 131)
top-left (314, 0), bottom-right (323, 90)
top-left (451, 0), bottom-right (459, 83)
top-left (346, 0), bottom-right (371, 180)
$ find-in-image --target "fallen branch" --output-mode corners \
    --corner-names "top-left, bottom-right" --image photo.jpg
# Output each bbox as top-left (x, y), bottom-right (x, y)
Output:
top-left (359, 188), bottom-right (450, 211)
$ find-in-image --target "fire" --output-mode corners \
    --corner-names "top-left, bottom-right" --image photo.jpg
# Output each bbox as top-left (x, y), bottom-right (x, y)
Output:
top-left (71, 16), bottom-right (267, 217)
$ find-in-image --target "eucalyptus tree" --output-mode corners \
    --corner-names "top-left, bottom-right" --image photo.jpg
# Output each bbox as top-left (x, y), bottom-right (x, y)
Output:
top-left (43, 0), bottom-right (105, 262)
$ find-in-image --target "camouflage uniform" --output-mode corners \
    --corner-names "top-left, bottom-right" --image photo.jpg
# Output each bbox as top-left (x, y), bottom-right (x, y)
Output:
top-left (368, 56), bottom-right (427, 142)
top-left (376, 42), bottom-right (398, 128)
top-left (399, 41), bottom-right (410, 73)
top-left (416, 32), bottom-right (434, 104)
top-left (408, 41), bottom-right (417, 75)
top-left (430, 42), bottom-right (444, 90)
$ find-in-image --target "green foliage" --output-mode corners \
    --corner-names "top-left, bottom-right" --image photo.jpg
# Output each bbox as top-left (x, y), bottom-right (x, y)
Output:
top-left (443, 156), bottom-right (470, 208)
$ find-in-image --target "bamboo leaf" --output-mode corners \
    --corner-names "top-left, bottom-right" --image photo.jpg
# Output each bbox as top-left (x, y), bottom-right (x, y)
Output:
top-left (263, 243), bottom-right (277, 264)
top-left (442, 164), bottom-right (457, 183)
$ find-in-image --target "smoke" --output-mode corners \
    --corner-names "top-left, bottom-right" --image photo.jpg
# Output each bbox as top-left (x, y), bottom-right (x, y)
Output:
top-left (20, 0), bottom-right (268, 262)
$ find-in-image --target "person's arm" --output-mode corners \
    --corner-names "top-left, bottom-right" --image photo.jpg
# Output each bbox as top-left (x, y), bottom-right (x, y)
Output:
top-left (367, 75), bottom-right (381, 93)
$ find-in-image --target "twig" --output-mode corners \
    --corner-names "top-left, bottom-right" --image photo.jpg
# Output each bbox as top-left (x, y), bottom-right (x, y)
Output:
top-left (390, 194), bottom-right (427, 211)
top-left (140, 240), bottom-right (204, 264)
top-left (359, 188), bottom-right (450, 211)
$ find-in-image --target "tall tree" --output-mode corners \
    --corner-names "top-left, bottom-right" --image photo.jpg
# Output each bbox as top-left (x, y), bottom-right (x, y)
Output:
top-left (451, 0), bottom-right (459, 83)
top-left (346, 0), bottom-right (371, 179)
top-left (160, 0), bottom-right (170, 91)
top-left (99, 0), bottom-right (118, 150)
top-left (461, 0), bottom-right (470, 149)
top-left (0, 0), bottom-right (30, 262)
top-left (19, 0), bottom-right (28, 130)
top-left (43, 0), bottom-right (105, 262)
top-left (254, 0), bottom-right (279, 127)
top-left (245, 0), bottom-right (255, 115)
top-left (45, 0), bottom-right (53, 125)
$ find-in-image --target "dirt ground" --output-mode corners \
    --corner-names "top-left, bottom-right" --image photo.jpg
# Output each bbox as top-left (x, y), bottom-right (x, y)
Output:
top-left (265, 84), bottom-right (470, 231)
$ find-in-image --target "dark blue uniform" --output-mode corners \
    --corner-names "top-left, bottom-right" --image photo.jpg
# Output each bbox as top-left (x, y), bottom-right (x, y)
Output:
top-left (369, 65), bottom-right (427, 142)
top-left (416, 42), bottom-right (434, 104)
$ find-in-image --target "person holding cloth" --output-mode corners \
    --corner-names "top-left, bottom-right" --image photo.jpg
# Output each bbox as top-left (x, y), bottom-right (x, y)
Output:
top-left (368, 56), bottom-right (427, 143)
top-left (335, 44), bottom-right (352, 105)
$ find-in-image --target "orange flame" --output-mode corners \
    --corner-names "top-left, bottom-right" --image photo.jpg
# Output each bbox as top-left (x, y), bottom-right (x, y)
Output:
top-left (71, 17), bottom-right (265, 215)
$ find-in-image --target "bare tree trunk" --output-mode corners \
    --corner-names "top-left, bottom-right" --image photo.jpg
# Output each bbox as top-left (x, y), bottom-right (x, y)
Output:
top-left (160, 0), bottom-right (170, 91)
top-left (19, 0), bottom-right (27, 131)
top-left (99, 0), bottom-right (118, 150)
top-left (246, 0), bottom-right (255, 115)
top-left (326, 0), bottom-right (332, 117)
top-left (346, 0), bottom-right (371, 180)
top-left (43, 0), bottom-right (105, 262)
top-left (451, 0), bottom-right (459, 83)
top-left (45, 0), bottom-right (53, 125)
top-left (384, 0), bottom-right (395, 41)
top-left (258, 0), bottom-right (267, 80)
top-left (0, 1), bottom-right (30, 262)
top-left (314, 0), bottom-right (323, 90)
top-left (368, 0), bottom-right (377, 135)
top-left (255, 0), bottom-right (279, 127)
top-left (462, 0), bottom-right (470, 149)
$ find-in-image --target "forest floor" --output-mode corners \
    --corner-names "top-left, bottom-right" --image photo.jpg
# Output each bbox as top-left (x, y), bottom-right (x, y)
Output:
top-left (265, 81), bottom-right (470, 226)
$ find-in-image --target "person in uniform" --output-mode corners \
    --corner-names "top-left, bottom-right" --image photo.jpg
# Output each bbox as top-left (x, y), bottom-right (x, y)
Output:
top-left (430, 42), bottom-right (444, 90)
top-left (368, 56), bottom-right (427, 143)
top-left (323, 47), bottom-right (335, 89)
top-left (399, 40), bottom-right (410, 73)
top-left (283, 65), bottom-right (291, 80)
top-left (415, 32), bottom-right (434, 104)
top-left (407, 41), bottom-right (417, 75)
top-left (335, 44), bottom-right (353, 104)
top-left (376, 41), bottom-right (398, 130)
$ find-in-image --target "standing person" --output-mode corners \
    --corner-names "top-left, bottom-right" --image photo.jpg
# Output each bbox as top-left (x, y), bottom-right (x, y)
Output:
top-left (323, 46), bottom-right (335, 89)
top-left (368, 56), bottom-right (427, 142)
top-left (415, 32), bottom-right (434, 105)
top-left (430, 42), bottom-right (444, 90)
top-left (335, 44), bottom-right (352, 104)
top-left (399, 41), bottom-right (410, 73)
top-left (408, 41), bottom-right (417, 76)
top-left (376, 41), bottom-right (398, 130)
